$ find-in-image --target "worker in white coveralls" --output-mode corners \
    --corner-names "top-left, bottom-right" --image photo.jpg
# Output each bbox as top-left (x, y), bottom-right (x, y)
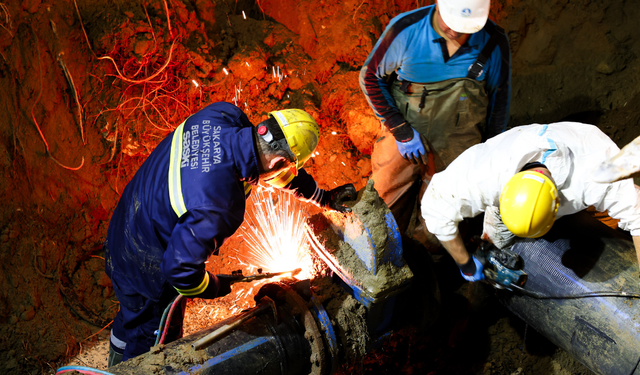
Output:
top-left (421, 122), bottom-right (640, 283)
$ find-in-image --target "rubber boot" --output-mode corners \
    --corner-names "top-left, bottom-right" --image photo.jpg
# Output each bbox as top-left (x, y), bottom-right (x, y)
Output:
top-left (108, 344), bottom-right (124, 368)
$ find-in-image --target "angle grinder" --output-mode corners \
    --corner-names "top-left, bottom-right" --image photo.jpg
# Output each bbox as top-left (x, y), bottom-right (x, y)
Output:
top-left (474, 240), bottom-right (527, 290)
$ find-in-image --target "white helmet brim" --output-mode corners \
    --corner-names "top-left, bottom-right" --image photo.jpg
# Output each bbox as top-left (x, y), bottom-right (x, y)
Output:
top-left (438, 0), bottom-right (490, 34)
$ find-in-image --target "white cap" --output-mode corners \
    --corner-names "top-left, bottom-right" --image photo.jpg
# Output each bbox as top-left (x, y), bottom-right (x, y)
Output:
top-left (438, 0), bottom-right (490, 34)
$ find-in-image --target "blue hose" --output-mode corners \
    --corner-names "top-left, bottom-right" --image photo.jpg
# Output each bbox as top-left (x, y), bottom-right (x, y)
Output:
top-left (154, 296), bottom-right (176, 345)
top-left (56, 365), bottom-right (115, 375)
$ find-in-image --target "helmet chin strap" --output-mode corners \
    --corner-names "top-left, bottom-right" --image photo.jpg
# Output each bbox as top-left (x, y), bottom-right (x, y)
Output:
top-left (521, 161), bottom-right (548, 171)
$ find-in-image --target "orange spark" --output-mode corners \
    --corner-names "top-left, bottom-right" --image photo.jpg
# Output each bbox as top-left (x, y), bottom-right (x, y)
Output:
top-left (242, 185), bottom-right (314, 279)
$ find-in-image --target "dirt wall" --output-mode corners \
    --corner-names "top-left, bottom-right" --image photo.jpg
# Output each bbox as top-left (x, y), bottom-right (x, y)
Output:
top-left (0, 0), bottom-right (638, 373)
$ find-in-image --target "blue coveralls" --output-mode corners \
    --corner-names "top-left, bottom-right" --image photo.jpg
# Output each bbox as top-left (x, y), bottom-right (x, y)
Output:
top-left (104, 102), bottom-right (321, 360)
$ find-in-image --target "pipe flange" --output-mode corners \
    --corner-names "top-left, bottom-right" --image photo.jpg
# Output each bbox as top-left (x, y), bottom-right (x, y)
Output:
top-left (257, 282), bottom-right (327, 375)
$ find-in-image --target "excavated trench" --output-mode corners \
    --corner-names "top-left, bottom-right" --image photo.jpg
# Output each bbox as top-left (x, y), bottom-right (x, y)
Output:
top-left (106, 180), bottom-right (434, 374)
top-left (1, 0), bottom-right (640, 374)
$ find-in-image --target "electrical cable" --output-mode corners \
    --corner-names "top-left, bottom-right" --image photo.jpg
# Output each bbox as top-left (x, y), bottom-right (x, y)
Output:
top-left (480, 252), bottom-right (640, 300)
top-left (56, 365), bottom-right (115, 375)
top-left (505, 283), bottom-right (640, 299)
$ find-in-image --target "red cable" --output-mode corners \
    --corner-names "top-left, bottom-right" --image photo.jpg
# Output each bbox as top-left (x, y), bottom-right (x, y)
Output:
top-left (159, 294), bottom-right (183, 345)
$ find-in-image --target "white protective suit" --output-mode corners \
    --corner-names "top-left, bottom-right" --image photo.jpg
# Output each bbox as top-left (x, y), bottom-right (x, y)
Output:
top-left (421, 122), bottom-right (640, 243)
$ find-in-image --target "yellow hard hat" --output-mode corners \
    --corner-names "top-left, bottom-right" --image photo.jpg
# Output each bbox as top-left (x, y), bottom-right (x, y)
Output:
top-left (260, 109), bottom-right (320, 188)
top-left (270, 109), bottom-right (319, 169)
top-left (499, 171), bottom-right (559, 238)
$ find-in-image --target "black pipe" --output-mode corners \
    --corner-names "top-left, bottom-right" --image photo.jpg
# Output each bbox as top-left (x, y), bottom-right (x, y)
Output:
top-left (498, 211), bottom-right (640, 375)
top-left (108, 283), bottom-right (321, 375)
top-left (185, 303), bottom-right (312, 375)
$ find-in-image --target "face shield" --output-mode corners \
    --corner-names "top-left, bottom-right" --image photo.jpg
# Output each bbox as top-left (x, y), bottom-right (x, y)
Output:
top-left (256, 109), bottom-right (320, 188)
top-left (262, 165), bottom-right (297, 188)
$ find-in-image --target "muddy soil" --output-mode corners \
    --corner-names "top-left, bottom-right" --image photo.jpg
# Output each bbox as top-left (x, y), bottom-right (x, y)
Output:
top-left (0, 0), bottom-right (638, 374)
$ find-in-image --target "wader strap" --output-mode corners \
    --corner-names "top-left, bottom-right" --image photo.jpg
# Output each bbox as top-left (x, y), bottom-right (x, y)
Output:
top-left (399, 22), bottom-right (503, 102)
top-left (419, 87), bottom-right (428, 109)
top-left (467, 22), bottom-right (502, 80)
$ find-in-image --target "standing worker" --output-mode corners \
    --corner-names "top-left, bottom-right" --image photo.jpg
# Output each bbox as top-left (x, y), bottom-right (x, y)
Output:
top-left (359, 0), bottom-right (511, 242)
top-left (421, 122), bottom-right (640, 282)
top-left (104, 102), bottom-right (357, 365)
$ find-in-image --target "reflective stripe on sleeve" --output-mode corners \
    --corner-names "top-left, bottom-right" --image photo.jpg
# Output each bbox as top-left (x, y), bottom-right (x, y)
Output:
top-left (175, 272), bottom-right (209, 296)
top-left (309, 184), bottom-right (323, 203)
top-left (168, 121), bottom-right (188, 217)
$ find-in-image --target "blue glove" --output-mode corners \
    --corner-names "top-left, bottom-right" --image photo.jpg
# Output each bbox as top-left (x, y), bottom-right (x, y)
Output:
top-left (394, 127), bottom-right (429, 165)
top-left (458, 256), bottom-right (485, 282)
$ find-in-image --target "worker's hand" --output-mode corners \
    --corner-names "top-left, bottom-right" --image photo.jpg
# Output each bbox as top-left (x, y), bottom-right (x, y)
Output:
top-left (322, 184), bottom-right (357, 213)
top-left (191, 272), bottom-right (238, 299)
top-left (215, 274), bottom-right (243, 297)
top-left (391, 124), bottom-right (429, 165)
top-left (457, 255), bottom-right (485, 282)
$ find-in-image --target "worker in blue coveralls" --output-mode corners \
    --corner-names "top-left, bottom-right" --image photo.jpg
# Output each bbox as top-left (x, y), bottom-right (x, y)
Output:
top-left (104, 102), bottom-right (357, 366)
top-left (359, 0), bottom-right (511, 246)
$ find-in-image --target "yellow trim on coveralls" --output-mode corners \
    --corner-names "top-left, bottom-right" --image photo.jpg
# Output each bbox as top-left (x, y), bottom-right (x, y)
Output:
top-left (168, 121), bottom-right (188, 217)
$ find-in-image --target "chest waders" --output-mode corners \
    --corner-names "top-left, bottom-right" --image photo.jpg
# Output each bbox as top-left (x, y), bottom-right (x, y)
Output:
top-left (371, 78), bottom-right (488, 250)
top-left (371, 24), bottom-right (502, 249)
top-left (394, 77), bottom-right (488, 167)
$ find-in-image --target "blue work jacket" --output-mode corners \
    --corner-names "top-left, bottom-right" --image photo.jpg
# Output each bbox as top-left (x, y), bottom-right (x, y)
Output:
top-left (104, 102), bottom-right (319, 301)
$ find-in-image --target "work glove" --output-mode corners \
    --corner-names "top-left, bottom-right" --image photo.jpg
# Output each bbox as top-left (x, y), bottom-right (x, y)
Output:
top-left (216, 274), bottom-right (245, 297)
top-left (321, 183), bottom-right (357, 213)
top-left (195, 272), bottom-right (241, 299)
top-left (457, 255), bottom-right (485, 282)
top-left (390, 123), bottom-right (429, 165)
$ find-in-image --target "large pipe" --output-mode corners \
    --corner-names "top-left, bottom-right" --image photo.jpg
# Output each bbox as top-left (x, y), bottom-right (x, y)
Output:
top-left (499, 211), bottom-right (640, 375)
top-left (108, 282), bottom-right (330, 375)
